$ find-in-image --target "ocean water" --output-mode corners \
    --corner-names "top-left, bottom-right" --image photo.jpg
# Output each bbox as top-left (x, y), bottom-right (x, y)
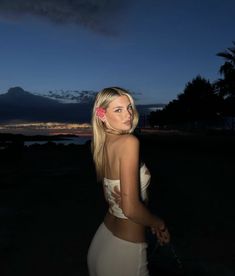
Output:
top-left (24, 136), bottom-right (91, 146)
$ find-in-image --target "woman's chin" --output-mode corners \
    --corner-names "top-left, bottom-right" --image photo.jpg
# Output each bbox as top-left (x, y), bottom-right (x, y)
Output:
top-left (122, 125), bottom-right (132, 132)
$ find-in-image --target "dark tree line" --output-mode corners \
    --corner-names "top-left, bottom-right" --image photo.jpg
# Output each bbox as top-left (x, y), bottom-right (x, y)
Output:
top-left (149, 42), bottom-right (235, 129)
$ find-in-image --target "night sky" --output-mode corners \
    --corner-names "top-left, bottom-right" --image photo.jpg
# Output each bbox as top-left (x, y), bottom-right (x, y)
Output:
top-left (0, 0), bottom-right (235, 104)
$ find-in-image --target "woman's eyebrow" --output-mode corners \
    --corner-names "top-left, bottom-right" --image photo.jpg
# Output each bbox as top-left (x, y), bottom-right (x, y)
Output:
top-left (112, 106), bottom-right (123, 109)
top-left (112, 104), bottom-right (131, 110)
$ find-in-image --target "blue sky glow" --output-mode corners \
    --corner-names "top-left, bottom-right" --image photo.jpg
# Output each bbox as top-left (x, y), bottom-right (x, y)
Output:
top-left (0, 0), bottom-right (235, 104)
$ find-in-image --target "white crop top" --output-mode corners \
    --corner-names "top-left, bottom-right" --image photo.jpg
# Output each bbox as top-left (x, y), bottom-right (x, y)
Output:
top-left (103, 163), bottom-right (151, 219)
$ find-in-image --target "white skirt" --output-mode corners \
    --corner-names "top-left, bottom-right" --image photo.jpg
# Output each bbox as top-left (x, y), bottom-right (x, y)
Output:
top-left (87, 223), bottom-right (149, 276)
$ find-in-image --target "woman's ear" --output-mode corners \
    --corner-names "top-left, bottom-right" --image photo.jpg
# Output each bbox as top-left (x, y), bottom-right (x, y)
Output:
top-left (100, 116), bottom-right (106, 122)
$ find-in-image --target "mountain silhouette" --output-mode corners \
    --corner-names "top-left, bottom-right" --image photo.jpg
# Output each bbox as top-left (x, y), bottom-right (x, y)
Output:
top-left (1, 87), bottom-right (59, 106)
top-left (0, 87), bottom-right (165, 124)
top-left (0, 87), bottom-right (92, 123)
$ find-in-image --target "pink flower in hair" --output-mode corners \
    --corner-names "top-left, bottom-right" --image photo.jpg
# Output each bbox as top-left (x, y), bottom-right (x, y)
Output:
top-left (95, 107), bottom-right (106, 119)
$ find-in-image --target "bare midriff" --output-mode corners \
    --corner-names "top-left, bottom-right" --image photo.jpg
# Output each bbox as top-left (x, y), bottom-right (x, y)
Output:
top-left (104, 212), bottom-right (146, 243)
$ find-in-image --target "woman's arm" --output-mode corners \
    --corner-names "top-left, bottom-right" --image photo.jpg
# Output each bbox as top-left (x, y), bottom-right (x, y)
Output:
top-left (118, 134), bottom-right (170, 245)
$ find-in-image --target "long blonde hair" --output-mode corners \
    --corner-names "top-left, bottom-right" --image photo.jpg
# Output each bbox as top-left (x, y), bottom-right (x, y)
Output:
top-left (91, 87), bottom-right (139, 181)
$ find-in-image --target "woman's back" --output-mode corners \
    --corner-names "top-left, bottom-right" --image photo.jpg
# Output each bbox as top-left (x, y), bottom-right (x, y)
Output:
top-left (103, 133), bottom-right (147, 243)
top-left (103, 133), bottom-right (123, 180)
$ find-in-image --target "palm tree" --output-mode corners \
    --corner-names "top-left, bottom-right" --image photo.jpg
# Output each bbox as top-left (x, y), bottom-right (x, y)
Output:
top-left (217, 42), bottom-right (235, 65)
top-left (215, 42), bottom-right (235, 98)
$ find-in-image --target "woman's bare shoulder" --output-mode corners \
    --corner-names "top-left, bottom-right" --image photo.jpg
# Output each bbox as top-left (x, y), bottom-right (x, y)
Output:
top-left (118, 134), bottom-right (139, 151)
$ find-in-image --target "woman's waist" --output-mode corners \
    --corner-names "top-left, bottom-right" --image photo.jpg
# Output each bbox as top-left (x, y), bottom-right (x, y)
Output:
top-left (104, 212), bottom-right (146, 243)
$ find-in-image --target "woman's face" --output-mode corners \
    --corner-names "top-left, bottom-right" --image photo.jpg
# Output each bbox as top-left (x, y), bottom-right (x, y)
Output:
top-left (104, 95), bottom-right (133, 132)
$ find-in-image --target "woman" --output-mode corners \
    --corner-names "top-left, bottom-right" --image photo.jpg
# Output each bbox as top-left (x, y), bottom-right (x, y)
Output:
top-left (87, 87), bottom-right (170, 276)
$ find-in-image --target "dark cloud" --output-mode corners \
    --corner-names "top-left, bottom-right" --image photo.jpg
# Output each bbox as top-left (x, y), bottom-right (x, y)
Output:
top-left (39, 89), bottom-right (141, 103)
top-left (0, 0), bottom-right (131, 34)
top-left (40, 89), bottom-right (97, 104)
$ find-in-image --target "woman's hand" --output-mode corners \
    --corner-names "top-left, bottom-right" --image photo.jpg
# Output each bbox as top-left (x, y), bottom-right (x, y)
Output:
top-left (112, 186), bottom-right (170, 245)
top-left (151, 217), bottom-right (170, 246)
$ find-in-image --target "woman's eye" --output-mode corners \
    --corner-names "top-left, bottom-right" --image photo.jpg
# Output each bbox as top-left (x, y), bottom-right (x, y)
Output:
top-left (115, 109), bottom-right (122, 113)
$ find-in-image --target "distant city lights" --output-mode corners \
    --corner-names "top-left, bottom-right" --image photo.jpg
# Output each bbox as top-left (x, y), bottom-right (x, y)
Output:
top-left (0, 122), bottom-right (92, 136)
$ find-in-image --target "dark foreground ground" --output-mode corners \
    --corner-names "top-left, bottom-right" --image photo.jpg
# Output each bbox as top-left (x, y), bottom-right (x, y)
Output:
top-left (0, 132), bottom-right (235, 276)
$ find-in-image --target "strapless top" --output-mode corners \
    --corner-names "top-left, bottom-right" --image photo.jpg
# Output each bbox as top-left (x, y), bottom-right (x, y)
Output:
top-left (103, 163), bottom-right (151, 219)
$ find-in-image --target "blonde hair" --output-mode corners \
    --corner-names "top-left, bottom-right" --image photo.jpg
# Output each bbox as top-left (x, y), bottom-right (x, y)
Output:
top-left (91, 87), bottom-right (139, 181)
